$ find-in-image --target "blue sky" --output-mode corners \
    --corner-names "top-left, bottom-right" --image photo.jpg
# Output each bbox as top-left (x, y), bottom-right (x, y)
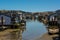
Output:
top-left (0, 0), bottom-right (60, 12)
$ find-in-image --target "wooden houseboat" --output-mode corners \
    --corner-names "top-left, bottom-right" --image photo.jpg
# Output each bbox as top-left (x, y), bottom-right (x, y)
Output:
top-left (47, 13), bottom-right (58, 26)
top-left (0, 12), bottom-right (26, 29)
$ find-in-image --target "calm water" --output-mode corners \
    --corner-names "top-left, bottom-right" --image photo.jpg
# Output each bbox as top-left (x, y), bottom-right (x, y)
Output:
top-left (22, 20), bottom-right (47, 40)
top-left (0, 20), bottom-right (47, 40)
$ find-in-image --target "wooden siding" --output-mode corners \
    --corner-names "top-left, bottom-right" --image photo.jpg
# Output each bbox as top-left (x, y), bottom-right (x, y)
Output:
top-left (0, 15), bottom-right (11, 25)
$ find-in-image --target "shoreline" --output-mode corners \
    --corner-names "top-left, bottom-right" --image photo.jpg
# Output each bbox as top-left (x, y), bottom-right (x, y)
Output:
top-left (32, 33), bottom-right (53, 40)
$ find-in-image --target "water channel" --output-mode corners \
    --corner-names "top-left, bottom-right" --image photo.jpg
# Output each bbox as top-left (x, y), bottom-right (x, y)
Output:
top-left (0, 19), bottom-right (47, 40)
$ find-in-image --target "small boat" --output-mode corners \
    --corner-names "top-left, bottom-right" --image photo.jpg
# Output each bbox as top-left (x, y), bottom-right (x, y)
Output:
top-left (0, 26), bottom-right (7, 31)
top-left (20, 20), bottom-right (26, 26)
top-left (47, 26), bottom-right (59, 35)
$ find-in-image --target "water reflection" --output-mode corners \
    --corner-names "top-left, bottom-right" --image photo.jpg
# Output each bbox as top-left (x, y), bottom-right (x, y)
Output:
top-left (22, 19), bottom-right (47, 40)
top-left (0, 19), bottom-right (48, 40)
top-left (0, 26), bottom-right (26, 40)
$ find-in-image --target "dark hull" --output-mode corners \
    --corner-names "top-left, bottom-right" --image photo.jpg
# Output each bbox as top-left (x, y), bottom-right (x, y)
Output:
top-left (48, 21), bottom-right (58, 26)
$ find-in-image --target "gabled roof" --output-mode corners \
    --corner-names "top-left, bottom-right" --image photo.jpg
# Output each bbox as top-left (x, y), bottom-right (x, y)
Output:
top-left (0, 12), bottom-right (20, 18)
top-left (0, 13), bottom-right (11, 18)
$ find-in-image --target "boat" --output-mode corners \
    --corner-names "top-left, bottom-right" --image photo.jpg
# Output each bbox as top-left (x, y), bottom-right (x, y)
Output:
top-left (47, 26), bottom-right (59, 35)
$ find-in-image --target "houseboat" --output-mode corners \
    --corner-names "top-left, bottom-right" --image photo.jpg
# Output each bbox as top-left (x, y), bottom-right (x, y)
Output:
top-left (47, 10), bottom-right (60, 35)
top-left (47, 13), bottom-right (58, 26)
top-left (0, 13), bottom-right (22, 29)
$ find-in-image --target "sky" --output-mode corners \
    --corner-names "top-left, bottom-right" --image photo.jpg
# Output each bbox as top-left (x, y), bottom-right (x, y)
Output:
top-left (0, 0), bottom-right (60, 12)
